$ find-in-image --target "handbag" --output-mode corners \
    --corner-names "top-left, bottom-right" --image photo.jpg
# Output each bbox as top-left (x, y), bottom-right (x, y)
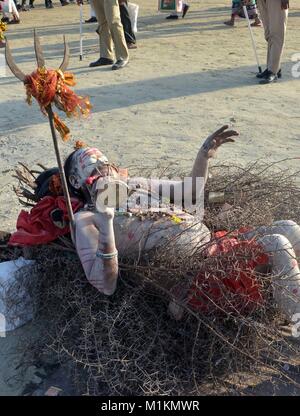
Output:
top-left (158, 0), bottom-right (183, 13)
top-left (127, 2), bottom-right (139, 33)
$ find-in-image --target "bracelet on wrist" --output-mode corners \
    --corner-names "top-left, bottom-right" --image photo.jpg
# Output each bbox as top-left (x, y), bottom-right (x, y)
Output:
top-left (96, 249), bottom-right (118, 260)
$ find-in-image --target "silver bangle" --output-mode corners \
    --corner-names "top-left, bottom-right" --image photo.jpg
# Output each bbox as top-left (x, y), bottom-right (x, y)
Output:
top-left (96, 249), bottom-right (118, 260)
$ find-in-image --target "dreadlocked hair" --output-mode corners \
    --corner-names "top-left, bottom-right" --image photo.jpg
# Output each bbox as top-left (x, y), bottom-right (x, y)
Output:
top-left (34, 150), bottom-right (86, 201)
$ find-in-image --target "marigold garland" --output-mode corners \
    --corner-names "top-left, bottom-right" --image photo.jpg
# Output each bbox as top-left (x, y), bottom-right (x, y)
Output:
top-left (24, 67), bottom-right (92, 141)
top-left (74, 140), bottom-right (88, 150)
top-left (0, 22), bottom-right (7, 43)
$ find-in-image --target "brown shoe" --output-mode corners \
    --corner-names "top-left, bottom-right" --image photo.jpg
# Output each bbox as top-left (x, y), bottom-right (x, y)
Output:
top-left (127, 43), bottom-right (137, 50)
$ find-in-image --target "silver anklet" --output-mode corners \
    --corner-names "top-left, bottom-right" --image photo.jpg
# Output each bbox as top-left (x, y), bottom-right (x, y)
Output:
top-left (96, 250), bottom-right (118, 260)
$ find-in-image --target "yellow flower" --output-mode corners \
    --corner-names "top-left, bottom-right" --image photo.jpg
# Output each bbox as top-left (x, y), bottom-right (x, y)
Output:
top-left (171, 215), bottom-right (183, 224)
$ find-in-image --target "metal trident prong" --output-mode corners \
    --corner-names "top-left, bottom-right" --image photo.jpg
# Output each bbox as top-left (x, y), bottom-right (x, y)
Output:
top-left (5, 31), bottom-right (70, 82)
top-left (60, 36), bottom-right (69, 72)
top-left (5, 32), bottom-right (75, 243)
top-left (33, 29), bottom-right (45, 68)
top-left (5, 40), bottom-right (26, 82)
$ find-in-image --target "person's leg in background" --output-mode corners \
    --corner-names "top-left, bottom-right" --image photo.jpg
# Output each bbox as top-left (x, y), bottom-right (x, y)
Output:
top-left (89, 0), bottom-right (115, 67)
top-left (86, 3), bottom-right (97, 22)
top-left (182, 2), bottom-right (189, 18)
top-left (8, 0), bottom-right (20, 23)
top-left (45, 0), bottom-right (54, 8)
top-left (20, 0), bottom-right (30, 11)
top-left (103, 0), bottom-right (129, 69)
top-left (264, 0), bottom-right (288, 80)
top-left (257, 0), bottom-right (287, 83)
top-left (256, 0), bottom-right (272, 77)
top-left (1, 0), bottom-right (20, 22)
top-left (224, 0), bottom-right (240, 26)
top-left (166, 1), bottom-right (189, 20)
top-left (119, 1), bottom-right (136, 49)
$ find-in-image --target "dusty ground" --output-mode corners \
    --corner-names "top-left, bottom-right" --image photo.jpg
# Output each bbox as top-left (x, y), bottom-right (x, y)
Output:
top-left (0, 0), bottom-right (300, 396)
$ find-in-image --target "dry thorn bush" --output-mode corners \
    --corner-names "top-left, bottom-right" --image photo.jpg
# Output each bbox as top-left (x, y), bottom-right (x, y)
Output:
top-left (2, 159), bottom-right (300, 395)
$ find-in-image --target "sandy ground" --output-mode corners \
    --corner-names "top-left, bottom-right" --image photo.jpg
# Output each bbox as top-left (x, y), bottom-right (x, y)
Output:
top-left (0, 0), bottom-right (300, 396)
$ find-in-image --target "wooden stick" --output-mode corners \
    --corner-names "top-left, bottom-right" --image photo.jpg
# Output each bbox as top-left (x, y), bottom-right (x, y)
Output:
top-left (46, 105), bottom-right (75, 244)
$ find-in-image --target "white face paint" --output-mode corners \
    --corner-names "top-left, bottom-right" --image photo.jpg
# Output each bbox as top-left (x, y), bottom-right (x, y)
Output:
top-left (70, 147), bottom-right (109, 187)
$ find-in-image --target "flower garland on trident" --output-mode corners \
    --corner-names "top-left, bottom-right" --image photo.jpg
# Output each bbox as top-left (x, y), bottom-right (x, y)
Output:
top-left (25, 67), bottom-right (91, 141)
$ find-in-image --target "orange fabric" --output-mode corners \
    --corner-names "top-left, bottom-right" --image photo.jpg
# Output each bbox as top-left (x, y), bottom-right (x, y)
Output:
top-left (24, 68), bottom-right (91, 141)
top-left (9, 196), bottom-right (83, 246)
top-left (188, 231), bottom-right (269, 314)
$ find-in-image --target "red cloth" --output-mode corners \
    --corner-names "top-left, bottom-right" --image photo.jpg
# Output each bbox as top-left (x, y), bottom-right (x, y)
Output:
top-left (9, 196), bottom-right (83, 246)
top-left (187, 230), bottom-right (269, 314)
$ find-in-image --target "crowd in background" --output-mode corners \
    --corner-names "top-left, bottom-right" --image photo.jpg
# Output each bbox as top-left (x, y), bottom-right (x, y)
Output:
top-left (0, 0), bottom-right (290, 81)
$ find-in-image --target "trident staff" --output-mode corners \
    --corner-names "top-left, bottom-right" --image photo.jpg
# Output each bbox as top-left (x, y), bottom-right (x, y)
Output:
top-left (243, 4), bottom-right (262, 74)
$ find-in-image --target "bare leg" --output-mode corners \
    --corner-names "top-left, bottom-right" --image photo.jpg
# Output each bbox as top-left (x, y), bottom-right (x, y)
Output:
top-left (243, 220), bottom-right (300, 257)
top-left (254, 234), bottom-right (300, 319)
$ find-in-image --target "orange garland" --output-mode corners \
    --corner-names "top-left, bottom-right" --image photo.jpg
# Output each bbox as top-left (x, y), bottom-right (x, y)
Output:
top-left (24, 67), bottom-right (92, 141)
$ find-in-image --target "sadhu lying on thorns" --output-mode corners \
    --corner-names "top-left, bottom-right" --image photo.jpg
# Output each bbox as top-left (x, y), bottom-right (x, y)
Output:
top-left (8, 126), bottom-right (300, 323)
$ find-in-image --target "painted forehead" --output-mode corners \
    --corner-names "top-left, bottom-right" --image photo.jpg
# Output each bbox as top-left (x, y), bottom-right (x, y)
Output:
top-left (75, 147), bottom-right (108, 167)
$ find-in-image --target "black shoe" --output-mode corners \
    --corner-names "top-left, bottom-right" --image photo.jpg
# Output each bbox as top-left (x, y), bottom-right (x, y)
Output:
top-left (166, 14), bottom-right (178, 19)
top-left (256, 68), bottom-right (282, 79)
top-left (112, 58), bottom-right (128, 70)
top-left (259, 72), bottom-right (278, 84)
top-left (1, 17), bottom-right (9, 22)
top-left (256, 68), bottom-right (270, 79)
top-left (182, 4), bottom-right (190, 18)
top-left (85, 16), bottom-right (97, 23)
top-left (89, 57), bottom-right (114, 67)
top-left (61, 0), bottom-right (69, 5)
top-left (8, 18), bottom-right (21, 24)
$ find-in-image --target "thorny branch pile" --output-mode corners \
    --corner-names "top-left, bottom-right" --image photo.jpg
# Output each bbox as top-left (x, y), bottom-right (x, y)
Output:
top-left (1, 160), bottom-right (300, 395)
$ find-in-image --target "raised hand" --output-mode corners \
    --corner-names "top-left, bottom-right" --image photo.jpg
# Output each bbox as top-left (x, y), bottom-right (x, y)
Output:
top-left (200, 125), bottom-right (239, 158)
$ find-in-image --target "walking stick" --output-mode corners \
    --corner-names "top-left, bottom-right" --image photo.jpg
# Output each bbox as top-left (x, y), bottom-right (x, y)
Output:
top-left (243, 5), bottom-right (262, 74)
top-left (79, 2), bottom-right (83, 61)
top-left (5, 32), bottom-right (78, 243)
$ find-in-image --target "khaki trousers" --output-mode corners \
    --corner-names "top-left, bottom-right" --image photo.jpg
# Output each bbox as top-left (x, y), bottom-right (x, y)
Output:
top-left (91, 0), bottom-right (129, 62)
top-left (257, 0), bottom-right (288, 74)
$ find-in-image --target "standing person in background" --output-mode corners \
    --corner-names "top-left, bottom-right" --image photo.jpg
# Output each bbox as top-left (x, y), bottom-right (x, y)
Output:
top-left (165, 2), bottom-right (189, 20)
top-left (119, 0), bottom-right (136, 49)
top-left (83, 0), bottom-right (129, 70)
top-left (224, 0), bottom-right (261, 27)
top-left (256, 0), bottom-right (289, 84)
